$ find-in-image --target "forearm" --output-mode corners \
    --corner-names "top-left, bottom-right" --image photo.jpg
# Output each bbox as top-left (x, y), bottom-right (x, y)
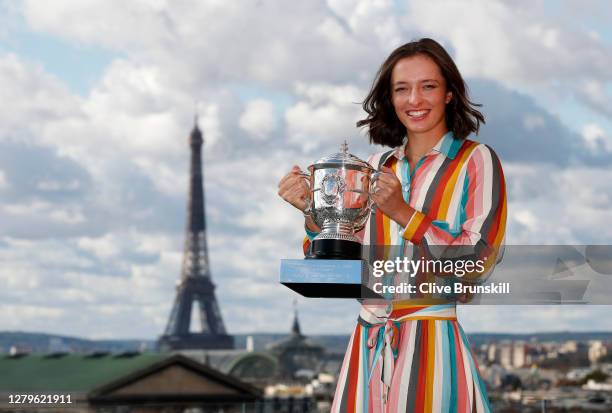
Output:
top-left (387, 203), bottom-right (416, 229)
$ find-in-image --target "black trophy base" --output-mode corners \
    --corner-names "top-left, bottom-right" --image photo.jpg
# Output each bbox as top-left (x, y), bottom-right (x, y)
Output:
top-left (309, 238), bottom-right (362, 260)
top-left (283, 282), bottom-right (382, 299)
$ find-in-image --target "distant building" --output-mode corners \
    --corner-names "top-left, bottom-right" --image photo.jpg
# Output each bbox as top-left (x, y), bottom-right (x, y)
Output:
top-left (513, 342), bottom-right (526, 368)
top-left (487, 343), bottom-right (497, 363)
top-left (227, 305), bottom-right (325, 384)
top-left (267, 309), bottom-right (325, 381)
top-left (588, 340), bottom-right (607, 364)
top-left (0, 352), bottom-right (261, 412)
top-left (499, 342), bottom-right (513, 369)
top-left (559, 340), bottom-right (578, 354)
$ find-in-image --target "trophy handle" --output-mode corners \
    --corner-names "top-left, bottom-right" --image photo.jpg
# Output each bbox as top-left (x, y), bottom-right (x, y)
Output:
top-left (368, 171), bottom-right (382, 212)
top-left (299, 171), bottom-right (313, 216)
top-left (352, 171), bottom-right (381, 231)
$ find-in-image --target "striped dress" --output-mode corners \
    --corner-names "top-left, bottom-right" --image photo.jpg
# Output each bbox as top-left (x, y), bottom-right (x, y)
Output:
top-left (304, 132), bottom-right (507, 412)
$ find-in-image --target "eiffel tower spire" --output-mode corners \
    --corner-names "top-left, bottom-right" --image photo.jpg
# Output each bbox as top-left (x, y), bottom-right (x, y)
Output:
top-left (291, 299), bottom-right (302, 337)
top-left (159, 118), bottom-right (234, 351)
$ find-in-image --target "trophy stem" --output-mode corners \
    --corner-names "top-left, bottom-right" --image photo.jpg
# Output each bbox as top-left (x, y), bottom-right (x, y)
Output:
top-left (321, 221), bottom-right (355, 237)
top-left (309, 220), bottom-right (363, 259)
top-left (313, 220), bottom-right (361, 243)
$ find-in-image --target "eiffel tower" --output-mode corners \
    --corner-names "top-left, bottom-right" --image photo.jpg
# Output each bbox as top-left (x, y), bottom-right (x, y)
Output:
top-left (159, 119), bottom-right (234, 351)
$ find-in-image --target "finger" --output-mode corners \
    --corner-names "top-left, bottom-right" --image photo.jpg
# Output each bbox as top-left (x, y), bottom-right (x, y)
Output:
top-left (370, 193), bottom-right (380, 205)
top-left (373, 178), bottom-right (396, 193)
top-left (372, 182), bottom-right (391, 198)
top-left (288, 183), bottom-right (308, 198)
top-left (278, 171), bottom-right (299, 187)
top-left (376, 168), bottom-right (398, 180)
top-left (279, 165), bottom-right (305, 186)
top-left (278, 188), bottom-right (291, 202)
top-left (376, 175), bottom-right (395, 186)
top-left (279, 178), bottom-right (305, 196)
top-left (278, 174), bottom-right (292, 188)
top-left (280, 187), bottom-right (306, 209)
top-left (377, 169), bottom-right (399, 182)
top-left (278, 179), bottom-right (295, 193)
top-left (279, 173), bottom-right (304, 190)
top-left (287, 187), bottom-right (308, 209)
top-left (376, 176), bottom-right (402, 191)
top-left (288, 181), bottom-right (309, 199)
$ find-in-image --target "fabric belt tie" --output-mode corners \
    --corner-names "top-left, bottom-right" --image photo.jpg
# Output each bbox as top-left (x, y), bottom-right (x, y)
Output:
top-left (360, 303), bottom-right (457, 404)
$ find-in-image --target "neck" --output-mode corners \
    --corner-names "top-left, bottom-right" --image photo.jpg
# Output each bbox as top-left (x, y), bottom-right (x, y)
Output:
top-left (406, 128), bottom-right (449, 162)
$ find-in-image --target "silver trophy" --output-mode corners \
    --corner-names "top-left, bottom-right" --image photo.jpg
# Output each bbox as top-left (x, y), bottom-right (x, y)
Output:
top-left (301, 142), bottom-right (379, 259)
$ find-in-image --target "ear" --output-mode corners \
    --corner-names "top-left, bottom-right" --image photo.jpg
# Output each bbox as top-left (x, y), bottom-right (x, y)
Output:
top-left (445, 91), bottom-right (453, 104)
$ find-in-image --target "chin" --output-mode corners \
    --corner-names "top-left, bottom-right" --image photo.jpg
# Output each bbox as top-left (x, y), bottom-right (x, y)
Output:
top-left (406, 123), bottom-right (435, 134)
top-left (403, 116), bottom-right (445, 136)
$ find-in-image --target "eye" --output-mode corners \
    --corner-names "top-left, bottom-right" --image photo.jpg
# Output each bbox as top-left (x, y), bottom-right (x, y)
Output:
top-left (394, 87), bottom-right (406, 93)
top-left (423, 84), bottom-right (436, 90)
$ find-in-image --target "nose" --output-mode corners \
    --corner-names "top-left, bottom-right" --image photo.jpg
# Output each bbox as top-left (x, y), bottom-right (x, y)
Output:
top-left (408, 88), bottom-right (422, 105)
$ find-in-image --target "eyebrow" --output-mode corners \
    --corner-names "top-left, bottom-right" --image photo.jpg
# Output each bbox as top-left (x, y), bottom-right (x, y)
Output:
top-left (392, 79), bottom-right (441, 86)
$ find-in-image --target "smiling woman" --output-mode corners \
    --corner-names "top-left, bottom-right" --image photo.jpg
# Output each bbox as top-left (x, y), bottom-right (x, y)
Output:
top-left (331, 38), bottom-right (505, 413)
top-left (281, 38), bottom-right (506, 413)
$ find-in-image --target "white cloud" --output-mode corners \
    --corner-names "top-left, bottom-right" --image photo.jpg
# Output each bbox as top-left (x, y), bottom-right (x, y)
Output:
top-left (404, 0), bottom-right (612, 85)
top-left (0, 233), bottom-right (181, 338)
top-left (504, 162), bottom-right (612, 244)
top-left (22, 0), bottom-right (173, 52)
top-left (77, 234), bottom-right (122, 260)
top-left (37, 179), bottom-right (80, 191)
top-left (1, 200), bottom-right (85, 225)
top-left (0, 305), bottom-right (65, 331)
top-left (581, 123), bottom-right (610, 152)
top-left (0, 169), bottom-right (8, 189)
top-left (285, 82), bottom-right (365, 152)
top-left (459, 306), bottom-right (612, 333)
top-left (513, 210), bottom-right (538, 234)
top-left (523, 114), bottom-right (545, 131)
top-left (199, 102), bottom-right (222, 148)
top-left (21, 0), bottom-right (375, 88)
top-left (0, 53), bottom-right (82, 141)
top-left (576, 80), bottom-right (612, 117)
top-left (239, 99), bottom-right (276, 140)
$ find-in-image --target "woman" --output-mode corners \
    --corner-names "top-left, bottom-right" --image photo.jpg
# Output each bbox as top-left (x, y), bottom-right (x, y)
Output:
top-left (278, 38), bottom-right (506, 412)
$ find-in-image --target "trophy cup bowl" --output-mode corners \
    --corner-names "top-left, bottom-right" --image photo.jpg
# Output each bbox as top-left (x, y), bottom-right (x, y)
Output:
top-left (301, 142), bottom-right (379, 260)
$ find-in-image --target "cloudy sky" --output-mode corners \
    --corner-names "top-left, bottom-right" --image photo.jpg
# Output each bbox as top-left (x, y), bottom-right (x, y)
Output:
top-left (1, 0), bottom-right (612, 341)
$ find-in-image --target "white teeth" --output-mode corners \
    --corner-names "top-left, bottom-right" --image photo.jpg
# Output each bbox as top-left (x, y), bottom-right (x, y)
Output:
top-left (408, 110), bottom-right (428, 116)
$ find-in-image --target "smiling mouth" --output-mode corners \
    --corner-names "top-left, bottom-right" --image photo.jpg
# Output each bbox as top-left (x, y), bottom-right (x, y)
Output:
top-left (406, 110), bottom-right (430, 119)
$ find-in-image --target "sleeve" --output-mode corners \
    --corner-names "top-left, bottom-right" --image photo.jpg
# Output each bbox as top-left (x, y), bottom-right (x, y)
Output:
top-left (401, 144), bottom-right (507, 283)
top-left (302, 226), bottom-right (319, 256)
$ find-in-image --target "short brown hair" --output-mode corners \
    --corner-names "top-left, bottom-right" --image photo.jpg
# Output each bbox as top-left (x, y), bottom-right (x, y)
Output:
top-left (357, 38), bottom-right (485, 147)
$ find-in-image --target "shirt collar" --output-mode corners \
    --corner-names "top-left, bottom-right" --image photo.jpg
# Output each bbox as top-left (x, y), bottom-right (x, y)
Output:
top-left (390, 131), bottom-right (462, 162)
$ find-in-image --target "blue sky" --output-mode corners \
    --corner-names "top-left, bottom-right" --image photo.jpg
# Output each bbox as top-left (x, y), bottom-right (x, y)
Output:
top-left (1, 0), bottom-right (612, 340)
top-left (0, 1), bottom-right (117, 96)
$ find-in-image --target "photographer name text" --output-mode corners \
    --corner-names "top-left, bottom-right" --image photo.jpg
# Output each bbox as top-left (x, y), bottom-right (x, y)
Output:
top-left (372, 281), bottom-right (510, 295)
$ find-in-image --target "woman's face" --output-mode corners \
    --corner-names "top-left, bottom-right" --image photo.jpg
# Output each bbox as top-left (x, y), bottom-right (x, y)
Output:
top-left (390, 54), bottom-right (452, 140)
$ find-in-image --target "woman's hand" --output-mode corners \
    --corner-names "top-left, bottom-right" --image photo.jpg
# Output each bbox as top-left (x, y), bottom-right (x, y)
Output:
top-left (371, 166), bottom-right (414, 227)
top-left (278, 165), bottom-right (310, 212)
top-left (278, 165), bottom-right (320, 232)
